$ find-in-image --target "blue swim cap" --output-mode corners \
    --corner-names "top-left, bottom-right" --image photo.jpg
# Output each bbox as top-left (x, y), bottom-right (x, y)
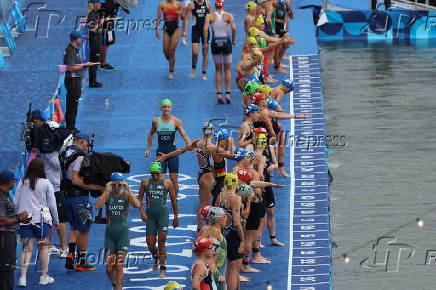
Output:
top-left (282, 79), bottom-right (294, 91)
top-left (244, 104), bottom-right (260, 115)
top-left (233, 148), bottom-right (250, 161)
top-left (110, 172), bottom-right (124, 181)
top-left (266, 98), bottom-right (278, 111)
top-left (215, 128), bottom-right (229, 141)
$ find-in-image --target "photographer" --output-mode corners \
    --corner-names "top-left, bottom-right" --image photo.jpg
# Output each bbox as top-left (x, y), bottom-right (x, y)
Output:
top-left (61, 134), bottom-right (104, 271)
top-left (0, 170), bottom-right (31, 290)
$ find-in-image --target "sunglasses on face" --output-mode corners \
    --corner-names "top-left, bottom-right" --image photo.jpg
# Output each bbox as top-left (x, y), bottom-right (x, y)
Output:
top-left (151, 172), bottom-right (161, 176)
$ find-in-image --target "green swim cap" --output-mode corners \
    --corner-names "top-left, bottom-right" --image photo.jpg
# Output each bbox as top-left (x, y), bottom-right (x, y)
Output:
top-left (160, 98), bottom-right (173, 107)
top-left (258, 37), bottom-right (267, 48)
top-left (149, 161), bottom-right (162, 173)
top-left (244, 81), bottom-right (260, 95)
top-left (164, 281), bottom-right (182, 290)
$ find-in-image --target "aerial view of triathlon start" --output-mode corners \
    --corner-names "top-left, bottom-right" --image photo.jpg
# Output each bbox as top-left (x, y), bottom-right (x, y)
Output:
top-left (1, 0), bottom-right (435, 289)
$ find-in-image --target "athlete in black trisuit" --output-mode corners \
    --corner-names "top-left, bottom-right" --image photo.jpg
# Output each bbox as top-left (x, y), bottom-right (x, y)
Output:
top-left (183, 0), bottom-right (212, 80)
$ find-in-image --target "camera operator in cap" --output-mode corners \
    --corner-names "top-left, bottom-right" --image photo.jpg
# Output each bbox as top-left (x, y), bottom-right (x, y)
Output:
top-left (0, 170), bottom-right (31, 290)
top-left (64, 31), bottom-right (94, 129)
top-left (60, 133), bottom-right (104, 272)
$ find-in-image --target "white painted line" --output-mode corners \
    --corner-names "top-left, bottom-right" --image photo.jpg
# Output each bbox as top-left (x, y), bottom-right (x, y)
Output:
top-left (288, 55), bottom-right (295, 290)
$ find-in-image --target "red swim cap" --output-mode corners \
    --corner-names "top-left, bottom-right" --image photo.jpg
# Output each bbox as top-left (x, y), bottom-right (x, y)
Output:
top-left (252, 93), bottom-right (266, 105)
top-left (253, 127), bottom-right (267, 135)
top-left (215, 0), bottom-right (224, 8)
top-left (237, 168), bottom-right (253, 183)
top-left (193, 237), bottom-right (213, 253)
top-left (200, 205), bottom-right (213, 221)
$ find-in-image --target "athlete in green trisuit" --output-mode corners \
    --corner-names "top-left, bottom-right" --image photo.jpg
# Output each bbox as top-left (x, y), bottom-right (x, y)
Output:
top-left (138, 162), bottom-right (180, 278)
top-left (96, 172), bottom-right (141, 290)
top-left (144, 98), bottom-right (192, 196)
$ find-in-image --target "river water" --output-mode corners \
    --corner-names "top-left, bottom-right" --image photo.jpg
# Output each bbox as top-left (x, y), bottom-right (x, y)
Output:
top-left (320, 40), bottom-right (436, 290)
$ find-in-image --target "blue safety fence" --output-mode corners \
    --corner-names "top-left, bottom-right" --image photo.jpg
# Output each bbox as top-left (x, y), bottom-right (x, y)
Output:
top-left (0, 0), bottom-right (26, 69)
top-left (318, 10), bottom-right (436, 41)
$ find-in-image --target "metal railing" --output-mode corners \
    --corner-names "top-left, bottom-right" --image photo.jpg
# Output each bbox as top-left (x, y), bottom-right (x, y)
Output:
top-left (391, 0), bottom-right (436, 9)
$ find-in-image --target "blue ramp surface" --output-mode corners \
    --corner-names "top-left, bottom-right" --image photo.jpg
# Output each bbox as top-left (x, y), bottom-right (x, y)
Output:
top-left (287, 9), bottom-right (333, 290)
top-left (1, 0), bottom-right (295, 290)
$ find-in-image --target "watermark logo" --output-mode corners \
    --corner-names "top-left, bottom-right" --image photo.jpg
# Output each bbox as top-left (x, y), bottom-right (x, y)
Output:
top-left (360, 237), bottom-right (415, 272)
top-left (24, 2), bottom-right (65, 38)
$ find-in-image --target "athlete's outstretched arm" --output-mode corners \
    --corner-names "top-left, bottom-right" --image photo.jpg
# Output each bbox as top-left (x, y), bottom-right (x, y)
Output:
top-left (250, 180), bottom-right (285, 188)
top-left (166, 179), bottom-right (179, 228)
top-left (155, 139), bottom-right (200, 162)
top-left (176, 118), bottom-right (192, 146)
top-left (138, 179), bottom-right (149, 222)
top-left (269, 111), bottom-right (308, 119)
top-left (145, 118), bottom-right (158, 157)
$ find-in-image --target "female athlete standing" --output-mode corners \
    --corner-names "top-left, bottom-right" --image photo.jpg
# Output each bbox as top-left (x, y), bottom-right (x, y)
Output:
top-left (204, 0), bottom-right (236, 104)
top-left (156, 122), bottom-right (216, 229)
top-left (156, 0), bottom-right (183, 79)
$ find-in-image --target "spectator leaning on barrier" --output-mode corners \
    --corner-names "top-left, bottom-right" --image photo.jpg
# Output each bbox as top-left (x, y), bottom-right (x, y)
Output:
top-left (14, 158), bottom-right (59, 287)
top-left (60, 133), bottom-right (104, 271)
top-left (64, 31), bottom-right (93, 129)
top-left (87, 0), bottom-right (105, 88)
top-left (0, 170), bottom-right (31, 290)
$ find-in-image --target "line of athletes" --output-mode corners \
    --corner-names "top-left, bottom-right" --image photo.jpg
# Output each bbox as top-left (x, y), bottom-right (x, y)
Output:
top-left (156, 0), bottom-right (295, 105)
top-left (128, 81), bottom-right (306, 290)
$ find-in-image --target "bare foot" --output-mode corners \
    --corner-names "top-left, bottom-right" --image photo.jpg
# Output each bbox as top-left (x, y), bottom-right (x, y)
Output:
top-left (159, 270), bottom-right (167, 278)
top-left (252, 257), bottom-right (272, 264)
top-left (280, 64), bottom-right (289, 68)
top-left (275, 67), bottom-right (287, 73)
top-left (266, 76), bottom-right (278, 83)
top-left (239, 274), bottom-right (251, 282)
top-left (190, 69), bottom-right (196, 78)
top-left (271, 238), bottom-right (285, 247)
top-left (277, 167), bottom-right (291, 178)
top-left (152, 262), bottom-right (159, 271)
top-left (282, 56), bottom-right (289, 60)
top-left (242, 264), bottom-right (260, 273)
